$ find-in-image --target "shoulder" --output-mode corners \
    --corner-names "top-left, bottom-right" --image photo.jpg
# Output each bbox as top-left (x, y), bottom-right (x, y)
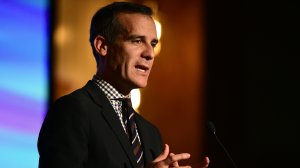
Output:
top-left (45, 80), bottom-right (110, 128)
top-left (54, 87), bottom-right (89, 107)
top-left (46, 82), bottom-right (98, 123)
top-left (39, 83), bottom-right (97, 140)
top-left (52, 80), bottom-right (101, 108)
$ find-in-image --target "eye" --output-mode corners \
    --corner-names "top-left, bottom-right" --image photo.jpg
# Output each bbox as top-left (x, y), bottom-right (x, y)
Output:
top-left (151, 41), bottom-right (158, 48)
top-left (132, 39), bottom-right (142, 44)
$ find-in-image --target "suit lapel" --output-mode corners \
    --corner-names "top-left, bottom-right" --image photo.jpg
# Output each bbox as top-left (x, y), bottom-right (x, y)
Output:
top-left (135, 114), bottom-right (153, 165)
top-left (84, 81), bottom-right (137, 168)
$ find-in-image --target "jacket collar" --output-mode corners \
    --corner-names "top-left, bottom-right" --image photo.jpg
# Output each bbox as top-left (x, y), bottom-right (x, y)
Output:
top-left (84, 80), bottom-right (138, 168)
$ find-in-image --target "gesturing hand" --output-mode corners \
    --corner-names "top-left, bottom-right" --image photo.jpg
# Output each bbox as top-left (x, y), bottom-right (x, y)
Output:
top-left (148, 144), bottom-right (192, 168)
top-left (148, 144), bottom-right (210, 168)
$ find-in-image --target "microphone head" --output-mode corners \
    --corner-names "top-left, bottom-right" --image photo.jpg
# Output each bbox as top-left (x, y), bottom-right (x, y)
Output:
top-left (207, 121), bottom-right (216, 134)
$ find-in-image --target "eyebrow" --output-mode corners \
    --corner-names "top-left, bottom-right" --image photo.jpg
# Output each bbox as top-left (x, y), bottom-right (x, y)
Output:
top-left (127, 35), bottom-right (158, 43)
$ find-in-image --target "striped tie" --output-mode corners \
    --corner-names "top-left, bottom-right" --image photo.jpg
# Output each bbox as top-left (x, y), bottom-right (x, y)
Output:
top-left (121, 98), bottom-right (144, 168)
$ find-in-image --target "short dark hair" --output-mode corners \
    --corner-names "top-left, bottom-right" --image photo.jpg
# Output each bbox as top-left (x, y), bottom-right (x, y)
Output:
top-left (89, 2), bottom-right (153, 66)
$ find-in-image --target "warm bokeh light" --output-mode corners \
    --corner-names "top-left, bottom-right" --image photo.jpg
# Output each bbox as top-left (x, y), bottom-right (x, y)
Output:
top-left (154, 19), bottom-right (162, 56)
top-left (154, 19), bottom-right (162, 40)
top-left (54, 25), bottom-right (70, 47)
top-left (131, 89), bottom-right (141, 111)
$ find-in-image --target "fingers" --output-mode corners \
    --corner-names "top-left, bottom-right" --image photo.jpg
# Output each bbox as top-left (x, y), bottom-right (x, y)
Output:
top-left (199, 156), bottom-right (210, 168)
top-left (165, 152), bottom-right (191, 165)
top-left (153, 144), bottom-right (169, 162)
top-left (169, 153), bottom-right (179, 167)
top-left (150, 144), bottom-right (192, 168)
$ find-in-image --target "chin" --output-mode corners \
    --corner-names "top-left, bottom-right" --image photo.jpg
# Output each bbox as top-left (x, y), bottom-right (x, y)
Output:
top-left (132, 80), bottom-right (148, 89)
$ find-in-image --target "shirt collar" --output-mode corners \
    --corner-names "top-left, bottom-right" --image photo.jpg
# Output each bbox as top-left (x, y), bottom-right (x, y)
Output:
top-left (92, 75), bottom-right (131, 100)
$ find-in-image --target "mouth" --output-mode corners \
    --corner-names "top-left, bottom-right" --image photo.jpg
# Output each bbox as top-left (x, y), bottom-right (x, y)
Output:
top-left (135, 64), bottom-right (149, 73)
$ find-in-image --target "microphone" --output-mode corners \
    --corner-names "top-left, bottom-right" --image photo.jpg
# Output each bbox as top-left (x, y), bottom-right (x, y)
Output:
top-left (207, 121), bottom-right (238, 168)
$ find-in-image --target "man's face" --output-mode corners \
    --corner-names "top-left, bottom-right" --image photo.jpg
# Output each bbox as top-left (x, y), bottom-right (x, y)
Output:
top-left (103, 13), bottom-right (158, 94)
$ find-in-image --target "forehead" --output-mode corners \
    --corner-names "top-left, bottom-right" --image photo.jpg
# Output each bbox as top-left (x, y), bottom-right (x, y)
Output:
top-left (116, 13), bottom-right (157, 38)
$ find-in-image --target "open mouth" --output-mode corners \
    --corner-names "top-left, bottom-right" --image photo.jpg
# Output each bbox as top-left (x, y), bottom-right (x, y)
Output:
top-left (135, 65), bottom-right (149, 72)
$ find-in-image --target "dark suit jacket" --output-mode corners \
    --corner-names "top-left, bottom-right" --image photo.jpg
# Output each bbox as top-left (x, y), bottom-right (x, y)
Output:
top-left (38, 81), bottom-right (163, 168)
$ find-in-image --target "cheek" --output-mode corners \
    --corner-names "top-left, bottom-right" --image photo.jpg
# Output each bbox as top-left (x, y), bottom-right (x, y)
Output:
top-left (124, 50), bottom-right (139, 65)
top-left (149, 60), bottom-right (154, 69)
top-left (109, 51), bottom-right (126, 68)
top-left (112, 45), bottom-right (140, 70)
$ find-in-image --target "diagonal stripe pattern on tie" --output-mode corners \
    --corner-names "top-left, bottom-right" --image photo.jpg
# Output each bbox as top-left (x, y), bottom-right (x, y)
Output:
top-left (121, 98), bottom-right (144, 168)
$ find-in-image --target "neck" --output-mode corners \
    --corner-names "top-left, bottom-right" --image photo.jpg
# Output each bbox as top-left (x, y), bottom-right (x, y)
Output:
top-left (95, 71), bottom-right (132, 96)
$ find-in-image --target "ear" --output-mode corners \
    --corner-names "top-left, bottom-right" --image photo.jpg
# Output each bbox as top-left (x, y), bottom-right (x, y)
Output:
top-left (94, 35), bottom-right (108, 56)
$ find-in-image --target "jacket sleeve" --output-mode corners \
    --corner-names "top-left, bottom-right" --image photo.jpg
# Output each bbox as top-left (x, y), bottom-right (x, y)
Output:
top-left (38, 95), bottom-right (89, 168)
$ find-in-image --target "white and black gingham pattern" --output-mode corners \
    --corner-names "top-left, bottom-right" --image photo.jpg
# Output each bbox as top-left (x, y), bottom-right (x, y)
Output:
top-left (93, 75), bottom-right (129, 132)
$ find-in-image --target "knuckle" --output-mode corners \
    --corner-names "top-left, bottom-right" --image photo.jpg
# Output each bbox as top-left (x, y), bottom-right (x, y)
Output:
top-left (169, 155), bottom-right (176, 161)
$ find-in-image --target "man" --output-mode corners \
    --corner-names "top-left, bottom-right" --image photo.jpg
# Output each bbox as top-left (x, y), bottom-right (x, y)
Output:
top-left (38, 2), bottom-right (209, 168)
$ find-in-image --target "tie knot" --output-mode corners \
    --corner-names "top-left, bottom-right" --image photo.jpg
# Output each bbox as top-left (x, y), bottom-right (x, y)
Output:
top-left (123, 98), bottom-right (132, 107)
top-left (115, 98), bottom-right (132, 108)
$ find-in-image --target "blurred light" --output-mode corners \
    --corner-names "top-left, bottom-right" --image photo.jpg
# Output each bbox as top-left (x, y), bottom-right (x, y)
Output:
top-left (154, 19), bottom-right (162, 40)
top-left (154, 19), bottom-right (162, 56)
top-left (54, 25), bottom-right (70, 46)
top-left (0, 0), bottom-right (49, 167)
top-left (131, 89), bottom-right (141, 112)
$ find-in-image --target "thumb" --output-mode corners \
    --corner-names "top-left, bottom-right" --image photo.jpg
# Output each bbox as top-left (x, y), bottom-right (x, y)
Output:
top-left (153, 144), bottom-right (169, 162)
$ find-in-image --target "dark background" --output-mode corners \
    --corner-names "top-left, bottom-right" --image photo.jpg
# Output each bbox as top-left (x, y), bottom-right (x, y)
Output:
top-left (205, 0), bottom-right (299, 168)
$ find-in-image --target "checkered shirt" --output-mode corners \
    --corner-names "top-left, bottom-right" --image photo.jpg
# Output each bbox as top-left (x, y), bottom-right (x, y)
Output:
top-left (92, 76), bottom-right (143, 146)
top-left (92, 76), bottom-right (129, 133)
top-left (92, 76), bottom-right (145, 165)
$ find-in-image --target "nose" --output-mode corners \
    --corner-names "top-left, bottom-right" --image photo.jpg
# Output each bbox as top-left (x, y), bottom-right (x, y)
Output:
top-left (141, 43), bottom-right (155, 61)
